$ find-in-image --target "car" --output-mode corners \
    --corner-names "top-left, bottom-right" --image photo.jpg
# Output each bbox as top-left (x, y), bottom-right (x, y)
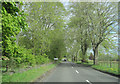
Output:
top-left (64, 58), bottom-right (67, 61)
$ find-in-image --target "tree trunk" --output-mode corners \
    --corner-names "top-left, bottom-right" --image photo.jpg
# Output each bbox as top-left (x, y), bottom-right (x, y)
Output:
top-left (74, 56), bottom-right (75, 62)
top-left (93, 46), bottom-right (98, 65)
top-left (81, 43), bottom-right (88, 63)
top-left (5, 65), bottom-right (8, 72)
top-left (76, 55), bottom-right (77, 62)
top-left (76, 51), bottom-right (78, 62)
top-left (81, 50), bottom-right (87, 63)
top-left (72, 55), bottom-right (73, 62)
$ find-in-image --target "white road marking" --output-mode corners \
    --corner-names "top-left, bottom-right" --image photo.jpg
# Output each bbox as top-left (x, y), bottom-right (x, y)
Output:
top-left (72, 67), bottom-right (73, 68)
top-left (86, 80), bottom-right (92, 84)
top-left (75, 70), bottom-right (79, 73)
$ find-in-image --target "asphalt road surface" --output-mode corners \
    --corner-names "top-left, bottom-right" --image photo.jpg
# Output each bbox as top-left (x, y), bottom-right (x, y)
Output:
top-left (41, 62), bottom-right (118, 83)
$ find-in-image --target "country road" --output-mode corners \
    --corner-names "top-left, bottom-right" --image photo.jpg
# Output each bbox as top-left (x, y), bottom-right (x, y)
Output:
top-left (38, 62), bottom-right (118, 84)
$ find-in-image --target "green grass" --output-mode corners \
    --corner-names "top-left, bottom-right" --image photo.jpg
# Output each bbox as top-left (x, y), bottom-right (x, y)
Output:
top-left (76, 60), bottom-right (119, 75)
top-left (92, 65), bottom-right (118, 75)
top-left (92, 61), bottom-right (119, 75)
top-left (76, 61), bottom-right (81, 64)
top-left (0, 74), bottom-right (2, 84)
top-left (76, 60), bottom-right (93, 66)
top-left (2, 64), bottom-right (56, 82)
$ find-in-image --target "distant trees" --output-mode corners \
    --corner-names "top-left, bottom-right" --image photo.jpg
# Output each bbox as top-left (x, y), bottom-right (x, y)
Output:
top-left (48, 29), bottom-right (66, 60)
top-left (89, 53), bottom-right (94, 60)
top-left (68, 3), bottom-right (92, 62)
top-left (18, 2), bottom-right (66, 62)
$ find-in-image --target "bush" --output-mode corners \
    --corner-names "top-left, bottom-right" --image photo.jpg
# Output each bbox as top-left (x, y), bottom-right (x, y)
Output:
top-left (2, 46), bottom-right (37, 69)
top-left (35, 53), bottom-right (50, 64)
top-left (16, 47), bottom-right (36, 66)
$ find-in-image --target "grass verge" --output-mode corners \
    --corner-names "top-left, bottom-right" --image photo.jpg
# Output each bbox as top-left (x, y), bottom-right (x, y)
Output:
top-left (2, 63), bottom-right (56, 82)
top-left (92, 65), bottom-right (119, 76)
top-left (76, 60), bottom-right (93, 66)
top-left (76, 60), bottom-right (119, 76)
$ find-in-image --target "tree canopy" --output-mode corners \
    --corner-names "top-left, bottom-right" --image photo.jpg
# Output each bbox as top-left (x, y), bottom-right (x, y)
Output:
top-left (1, 2), bottom-right (118, 70)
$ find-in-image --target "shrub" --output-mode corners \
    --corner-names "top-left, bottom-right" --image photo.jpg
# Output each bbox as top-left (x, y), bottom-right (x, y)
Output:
top-left (35, 53), bottom-right (50, 64)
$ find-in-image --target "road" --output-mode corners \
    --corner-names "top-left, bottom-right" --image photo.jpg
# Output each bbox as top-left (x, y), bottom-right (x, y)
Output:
top-left (41, 62), bottom-right (118, 84)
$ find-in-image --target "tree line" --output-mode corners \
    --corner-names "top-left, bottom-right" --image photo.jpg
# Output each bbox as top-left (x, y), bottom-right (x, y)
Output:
top-left (1, 2), bottom-right (66, 71)
top-left (1, 2), bottom-right (118, 71)
top-left (66, 2), bottom-right (118, 64)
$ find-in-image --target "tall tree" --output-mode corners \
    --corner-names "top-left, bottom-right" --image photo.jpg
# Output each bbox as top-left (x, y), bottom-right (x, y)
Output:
top-left (87, 2), bottom-right (118, 64)
top-left (1, 2), bottom-right (29, 69)
top-left (68, 2), bottom-right (117, 64)
top-left (18, 2), bottom-right (66, 60)
top-left (68, 2), bottom-right (91, 62)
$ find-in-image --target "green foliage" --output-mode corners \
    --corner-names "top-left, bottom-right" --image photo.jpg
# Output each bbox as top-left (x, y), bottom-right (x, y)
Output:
top-left (2, 2), bottom-right (27, 57)
top-left (1, 2), bottom-right (43, 69)
top-left (48, 29), bottom-right (66, 60)
top-left (35, 53), bottom-right (50, 64)
top-left (2, 46), bottom-right (36, 68)
top-left (2, 2), bottom-right (66, 70)
top-left (18, 2), bottom-right (66, 61)
top-left (2, 2), bottom-right (118, 79)
top-left (67, 2), bottom-right (118, 64)
top-left (16, 47), bottom-right (36, 66)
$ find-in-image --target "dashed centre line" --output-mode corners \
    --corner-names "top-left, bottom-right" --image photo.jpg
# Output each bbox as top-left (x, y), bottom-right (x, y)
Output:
top-left (86, 80), bottom-right (92, 84)
top-left (75, 70), bottom-right (79, 73)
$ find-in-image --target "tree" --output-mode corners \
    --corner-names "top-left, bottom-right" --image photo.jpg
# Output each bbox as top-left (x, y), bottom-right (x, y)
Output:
top-left (1, 2), bottom-right (28, 69)
top-left (49, 29), bottom-right (66, 60)
top-left (18, 2), bottom-right (66, 61)
top-left (68, 2), bottom-right (117, 64)
top-left (87, 2), bottom-right (118, 64)
top-left (68, 2), bottom-right (91, 62)
top-left (2, 2), bottom-right (27, 59)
